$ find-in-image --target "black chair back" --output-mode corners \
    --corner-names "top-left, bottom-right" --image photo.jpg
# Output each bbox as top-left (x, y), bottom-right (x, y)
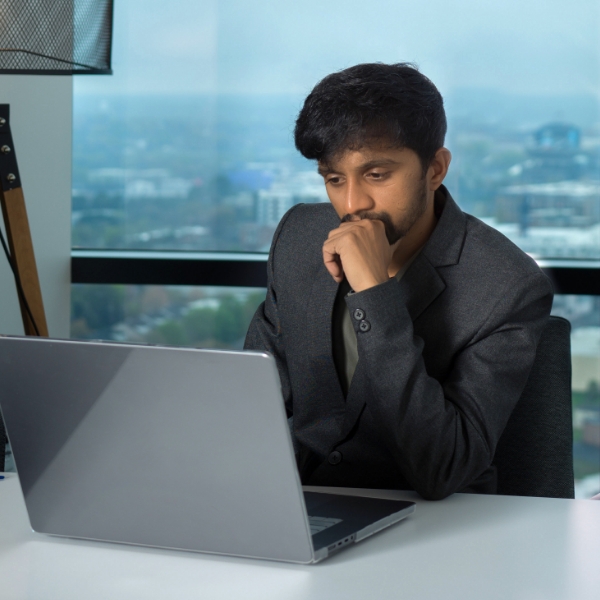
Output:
top-left (0, 415), bottom-right (5, 472)
top-left (494, 316), bottom-right (574, 498)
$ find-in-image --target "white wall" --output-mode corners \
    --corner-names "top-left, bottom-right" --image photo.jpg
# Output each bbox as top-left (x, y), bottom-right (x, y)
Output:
top-left (0, 76), bottom-right (72, 338)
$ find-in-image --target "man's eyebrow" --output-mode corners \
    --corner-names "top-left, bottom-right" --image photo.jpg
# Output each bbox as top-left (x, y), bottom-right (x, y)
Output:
top-left (358, 158), bottom-right (401, 170)
top-left (318, 158), bottom-right (401, 176)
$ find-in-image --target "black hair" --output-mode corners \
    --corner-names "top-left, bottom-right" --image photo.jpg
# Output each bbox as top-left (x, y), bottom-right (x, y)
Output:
top-left (294, 63), bottom-right (446, 172)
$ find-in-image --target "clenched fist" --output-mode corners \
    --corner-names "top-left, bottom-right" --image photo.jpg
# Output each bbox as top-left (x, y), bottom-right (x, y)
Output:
top-left (322, 216), bottom-right (395, 293)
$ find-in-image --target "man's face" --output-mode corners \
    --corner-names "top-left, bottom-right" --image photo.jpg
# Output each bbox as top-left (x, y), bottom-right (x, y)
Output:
top-left (318, 146), bottom-right (430, 245)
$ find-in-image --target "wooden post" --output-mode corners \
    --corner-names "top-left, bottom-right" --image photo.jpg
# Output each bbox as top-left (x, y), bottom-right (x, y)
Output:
top-left (0, 104), bottom-right (48, 337)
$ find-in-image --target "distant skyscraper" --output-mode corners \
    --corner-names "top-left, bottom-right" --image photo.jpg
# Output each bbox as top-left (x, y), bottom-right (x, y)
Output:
top-left (495, 122), bottom-right (600, 234)
top-left (526, 123), bottom-right (589, 183)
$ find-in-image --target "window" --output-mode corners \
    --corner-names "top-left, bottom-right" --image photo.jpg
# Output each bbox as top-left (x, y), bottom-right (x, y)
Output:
top-left (71, 284), bottom-right (265, 349)
top-left (73, 0), bottom-right (600, 258)
top-left (69, 0), bottom-right (600, 497)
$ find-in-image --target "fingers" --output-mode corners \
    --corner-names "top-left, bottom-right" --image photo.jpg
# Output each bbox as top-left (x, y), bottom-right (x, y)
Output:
top-left (322, 218), bottom-right (389, 287)
top-left (325, 219), bottom-right (384, 255)
top-left (323, 223), bottom-right (357, 282)
top-left (322, 220), bottom-right (371, 283)
top-left (323, 245), bottom-right (344, 282)
top-left (331, 217), bottom-right (385, 238)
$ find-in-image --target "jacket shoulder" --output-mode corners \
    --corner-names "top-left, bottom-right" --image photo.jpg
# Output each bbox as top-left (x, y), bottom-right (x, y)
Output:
top-left (461, 213), bottom-right (546, 283)
top-left (271, 202), bottom-right (338, 264)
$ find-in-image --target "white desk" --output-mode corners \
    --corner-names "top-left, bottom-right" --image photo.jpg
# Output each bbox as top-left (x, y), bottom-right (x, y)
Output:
top-left (1, 473), bottom-right (599, 600)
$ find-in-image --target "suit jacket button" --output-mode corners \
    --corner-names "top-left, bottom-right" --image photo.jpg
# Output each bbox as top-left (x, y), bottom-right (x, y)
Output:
top-left (353, 308), bottom-right (365, 321)
top-left (328, 450), bottom-right (342, 465)
top-left (358, 320), bottom-right (371, 332)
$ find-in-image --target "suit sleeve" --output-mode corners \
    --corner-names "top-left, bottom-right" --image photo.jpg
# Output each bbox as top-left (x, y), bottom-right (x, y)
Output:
top-left (344, 270), bottom-right (554, 500)
top-left (244, 206), bottom-right (300, 417)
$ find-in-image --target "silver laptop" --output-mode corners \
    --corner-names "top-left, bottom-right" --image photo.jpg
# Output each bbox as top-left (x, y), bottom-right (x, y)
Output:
top-left (0, 336), bottom-right (415, 563)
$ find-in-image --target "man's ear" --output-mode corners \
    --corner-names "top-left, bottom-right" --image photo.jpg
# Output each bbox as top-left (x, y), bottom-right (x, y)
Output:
top-left (428, 147), bottom-right (452, 191)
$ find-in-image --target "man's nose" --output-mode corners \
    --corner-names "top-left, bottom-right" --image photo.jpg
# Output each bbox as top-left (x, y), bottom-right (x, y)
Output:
top-left (344, 179), bottom-right (373, 215)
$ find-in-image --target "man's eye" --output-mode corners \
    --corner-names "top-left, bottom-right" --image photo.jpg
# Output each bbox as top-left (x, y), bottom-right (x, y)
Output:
top-left (326, 177), bottom-right (341, 185)
top-left (368, 171), bottom-right (388, 180)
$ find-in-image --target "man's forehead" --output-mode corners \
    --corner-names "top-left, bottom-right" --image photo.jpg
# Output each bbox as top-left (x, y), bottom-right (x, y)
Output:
top-left (318, 146), bottom-right (413, 174)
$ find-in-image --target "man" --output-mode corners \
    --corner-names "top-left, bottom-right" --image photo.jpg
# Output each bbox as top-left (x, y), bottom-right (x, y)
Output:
top-left (244, 63), bottom-right (553, 500)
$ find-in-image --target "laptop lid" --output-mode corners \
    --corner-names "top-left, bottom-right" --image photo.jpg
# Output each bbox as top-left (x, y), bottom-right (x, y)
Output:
top-left (0, 337), bottom-right (315, 563)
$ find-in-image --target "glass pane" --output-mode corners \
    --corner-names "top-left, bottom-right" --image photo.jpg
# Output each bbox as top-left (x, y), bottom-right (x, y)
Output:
top-left (551, 296), bottom-right (600, 498)
top-left (73, 0), bottom-right (600, 257)
top-left (70, 284), bottom-right (265, 349)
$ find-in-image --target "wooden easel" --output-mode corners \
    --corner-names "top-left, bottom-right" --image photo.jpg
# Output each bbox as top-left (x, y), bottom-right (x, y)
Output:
top-left (0, 104), bottom-right (48, 337)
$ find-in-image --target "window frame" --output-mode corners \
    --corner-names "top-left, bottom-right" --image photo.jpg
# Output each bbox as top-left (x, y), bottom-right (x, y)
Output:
top-left (72, 250), bottom-right (600, 295)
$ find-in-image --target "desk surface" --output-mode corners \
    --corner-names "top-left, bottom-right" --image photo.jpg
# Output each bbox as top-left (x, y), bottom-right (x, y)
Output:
top-left (1, 473), bottom-right (599, 600)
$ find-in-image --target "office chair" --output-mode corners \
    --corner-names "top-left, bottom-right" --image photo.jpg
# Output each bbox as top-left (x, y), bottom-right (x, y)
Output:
top-left (493, 315), bottom-right (574, 499)
top-left (0, 416), bottom-right (5, 472)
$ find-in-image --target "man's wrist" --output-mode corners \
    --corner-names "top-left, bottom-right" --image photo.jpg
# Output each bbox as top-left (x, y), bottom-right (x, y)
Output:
top-left (349, 275), bottom-right (390, 293)
top-left (347, 276), bottom-right (393, 296)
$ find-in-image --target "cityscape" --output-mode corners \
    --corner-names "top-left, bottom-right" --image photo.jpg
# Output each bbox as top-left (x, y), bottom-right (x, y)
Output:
top-left (72, 93), bottom-right (600, 257)
top-left (70, 91), bottom-right (600, 497)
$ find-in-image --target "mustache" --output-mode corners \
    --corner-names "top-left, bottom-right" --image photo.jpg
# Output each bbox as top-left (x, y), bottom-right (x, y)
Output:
top-left (341, 211), bottom-right (389, 223)
top-left (340, 211), bottom-right (398, 244)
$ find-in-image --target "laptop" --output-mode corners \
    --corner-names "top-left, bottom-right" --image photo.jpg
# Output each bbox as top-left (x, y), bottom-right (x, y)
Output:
top-left (0, 336), bottom-right (415, 564)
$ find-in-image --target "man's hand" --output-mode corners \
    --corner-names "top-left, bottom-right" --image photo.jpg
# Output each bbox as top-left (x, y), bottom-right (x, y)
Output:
top-left (322, 217), bottom-right (393, 292)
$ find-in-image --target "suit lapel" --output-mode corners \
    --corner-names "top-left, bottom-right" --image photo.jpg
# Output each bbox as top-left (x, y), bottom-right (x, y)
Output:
top-left (399, 253), bottom-right (447, 322)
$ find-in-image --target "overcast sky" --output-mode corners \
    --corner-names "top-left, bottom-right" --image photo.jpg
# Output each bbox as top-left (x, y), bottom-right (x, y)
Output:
top-left (76, 0), bottom-right (600, 99)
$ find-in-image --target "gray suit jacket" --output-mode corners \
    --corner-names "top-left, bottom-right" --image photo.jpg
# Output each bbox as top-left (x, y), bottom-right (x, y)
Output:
top-left (245, 186), bottom-right (553, 500)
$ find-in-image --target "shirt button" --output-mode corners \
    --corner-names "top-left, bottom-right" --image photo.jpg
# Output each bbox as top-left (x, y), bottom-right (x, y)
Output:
top-left (358, 320), bottom-right (371, 332)
top-left (353, 308), bottom-right (365, 321)
top-left (328, 450), bottom-right (342, 465)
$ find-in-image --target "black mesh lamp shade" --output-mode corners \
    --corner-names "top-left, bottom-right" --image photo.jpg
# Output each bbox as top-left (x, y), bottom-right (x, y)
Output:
top-left (0, 0), bottom-right (113, 74)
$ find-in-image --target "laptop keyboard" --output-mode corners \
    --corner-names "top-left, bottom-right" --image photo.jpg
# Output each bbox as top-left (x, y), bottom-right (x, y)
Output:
top-left (308, 516), bottom-right (342, 535)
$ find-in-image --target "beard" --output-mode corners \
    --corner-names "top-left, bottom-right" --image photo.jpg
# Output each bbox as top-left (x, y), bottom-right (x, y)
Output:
top-left (340, 178), bottom-right (428, 245)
